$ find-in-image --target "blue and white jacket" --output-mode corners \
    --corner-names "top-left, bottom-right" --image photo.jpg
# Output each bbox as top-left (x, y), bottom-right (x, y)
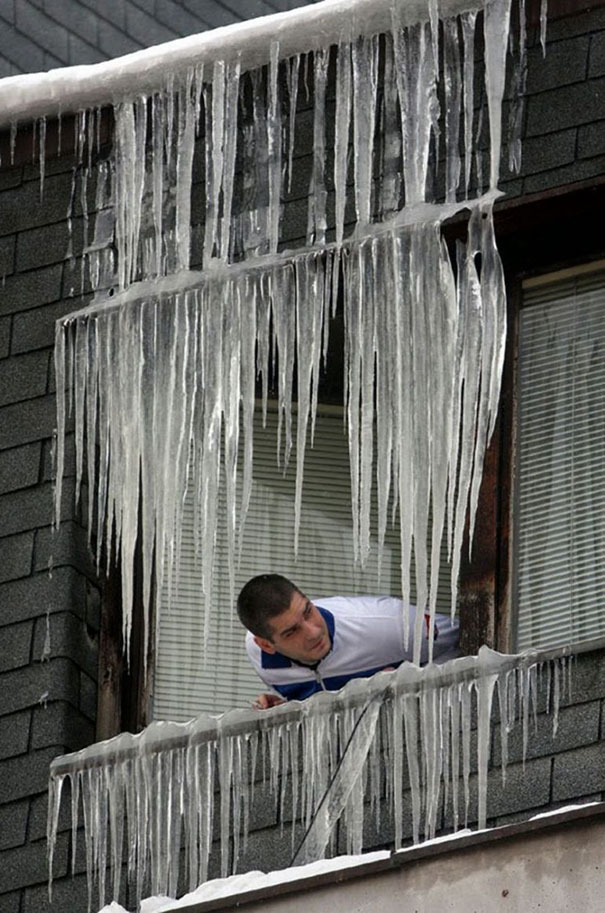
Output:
top-left (245, 595), bottom-right (460, 702)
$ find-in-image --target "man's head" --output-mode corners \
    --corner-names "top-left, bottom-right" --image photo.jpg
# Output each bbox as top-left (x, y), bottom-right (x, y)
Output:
top-left (237, 574), bottom-right (330, 665)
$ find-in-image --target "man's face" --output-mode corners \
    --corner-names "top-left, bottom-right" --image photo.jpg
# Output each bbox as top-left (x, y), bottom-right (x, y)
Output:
top-left (253, 590), bottom-right (331, 665)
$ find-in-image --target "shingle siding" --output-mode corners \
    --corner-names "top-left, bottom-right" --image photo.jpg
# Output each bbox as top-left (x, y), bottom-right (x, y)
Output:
top-left (0, 152), bottom-right (102, 911)
top-left (0, 0), bottom-right (323, 75)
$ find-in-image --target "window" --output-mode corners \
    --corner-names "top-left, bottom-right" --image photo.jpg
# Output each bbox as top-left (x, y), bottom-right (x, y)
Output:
top-left (153, 406), bottom-right (453, 720)
top-left (513, 262), bottom-right (605, 650)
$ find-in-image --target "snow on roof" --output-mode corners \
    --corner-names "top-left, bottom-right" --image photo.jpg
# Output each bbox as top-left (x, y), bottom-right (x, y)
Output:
top-left (98, 802), bottom-right (605, 913)
top-left (0, 0), bottom-right (475, 128)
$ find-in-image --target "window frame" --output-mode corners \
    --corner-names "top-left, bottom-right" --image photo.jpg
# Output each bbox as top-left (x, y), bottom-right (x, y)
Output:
top-left (452, 179), bottom-right (605, 657)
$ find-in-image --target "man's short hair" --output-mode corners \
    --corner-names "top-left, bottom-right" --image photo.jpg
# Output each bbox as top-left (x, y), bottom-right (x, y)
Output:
top-left (237, 574), bottom-right (301, 639)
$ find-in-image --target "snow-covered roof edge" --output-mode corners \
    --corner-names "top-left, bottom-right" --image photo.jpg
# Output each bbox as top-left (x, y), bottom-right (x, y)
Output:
top-left (137, 802), bottom-right (605, 913)
top-left (0, 0), bottom-right (477, 129)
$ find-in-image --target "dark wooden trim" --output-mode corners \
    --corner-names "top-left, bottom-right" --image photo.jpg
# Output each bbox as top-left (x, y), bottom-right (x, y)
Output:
top-left (495, 275), bottom-right (522, 654)
top-left (96, 554), bottom-right (125, 742)
top-left (457, 424), bottom-right (500, 655)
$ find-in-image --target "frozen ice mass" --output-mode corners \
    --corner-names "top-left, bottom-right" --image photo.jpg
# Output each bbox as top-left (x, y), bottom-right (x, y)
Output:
top-left (46, 0), bottom-right (520, 665)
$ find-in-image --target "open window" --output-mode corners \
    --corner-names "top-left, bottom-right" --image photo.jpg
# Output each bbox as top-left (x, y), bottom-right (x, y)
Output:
top-left (153, 404), bottom-right (454, 719)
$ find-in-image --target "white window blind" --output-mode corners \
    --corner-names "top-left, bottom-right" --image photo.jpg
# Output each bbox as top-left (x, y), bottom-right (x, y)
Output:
top-left (514, 265), bottom-right (605, 651)
top-left (153, 406), bottom-right (452, 720)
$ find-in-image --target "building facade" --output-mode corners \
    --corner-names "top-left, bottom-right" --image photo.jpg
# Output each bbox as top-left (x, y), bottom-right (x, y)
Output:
top-left (1, 0), bottom-right (605, 910)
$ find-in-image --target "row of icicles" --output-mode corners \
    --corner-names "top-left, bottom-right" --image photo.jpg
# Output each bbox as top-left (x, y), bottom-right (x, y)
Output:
top-left (48, 649), bottom-right (572, 911)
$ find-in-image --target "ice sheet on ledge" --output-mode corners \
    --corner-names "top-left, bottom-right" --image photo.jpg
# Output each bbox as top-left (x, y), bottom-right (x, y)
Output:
top-left (49, 647), bottom-right (528, 773)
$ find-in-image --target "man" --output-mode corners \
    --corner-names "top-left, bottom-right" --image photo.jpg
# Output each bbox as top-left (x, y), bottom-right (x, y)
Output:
top-left (237, 573), bottom-right (460, 708)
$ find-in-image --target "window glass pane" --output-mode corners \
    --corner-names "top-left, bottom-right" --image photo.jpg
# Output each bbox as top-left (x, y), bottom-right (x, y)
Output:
top-left (514, 267), bottom-right (605, 650)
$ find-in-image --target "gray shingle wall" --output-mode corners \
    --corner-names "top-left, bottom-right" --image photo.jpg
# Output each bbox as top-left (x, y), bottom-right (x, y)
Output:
top-left (499, 12), bottom-right (605, 198)
top-left (0, 151), bottom-right (102, 909)
top-left (0, 3), bottom-right (603, 912)
top-left (0, 0), bottom-right (324, 77)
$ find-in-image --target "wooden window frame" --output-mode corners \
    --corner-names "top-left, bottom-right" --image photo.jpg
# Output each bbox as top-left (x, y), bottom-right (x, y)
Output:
top-left (456, 178), bottom-right (605, 656)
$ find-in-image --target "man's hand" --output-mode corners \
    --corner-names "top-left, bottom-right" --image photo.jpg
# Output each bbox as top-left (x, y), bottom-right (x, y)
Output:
top-left (252, 693), bottom-right (286, 710)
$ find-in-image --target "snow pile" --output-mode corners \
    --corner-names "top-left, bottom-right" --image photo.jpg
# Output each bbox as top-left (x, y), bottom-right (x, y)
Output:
top-left (48, 648), bottom-right (572, 910)
top-left (51, 0), bottom-right (522, 664)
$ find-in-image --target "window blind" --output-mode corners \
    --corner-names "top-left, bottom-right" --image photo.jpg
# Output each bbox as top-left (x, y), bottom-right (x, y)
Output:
top-left (514, 266), bottom-right (605, 651)
top-left (153, 406), bottom-right (452, 720)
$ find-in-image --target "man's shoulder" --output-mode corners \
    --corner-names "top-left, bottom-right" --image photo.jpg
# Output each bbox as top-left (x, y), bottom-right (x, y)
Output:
top-left (314, 594), bottom-right (404, 618)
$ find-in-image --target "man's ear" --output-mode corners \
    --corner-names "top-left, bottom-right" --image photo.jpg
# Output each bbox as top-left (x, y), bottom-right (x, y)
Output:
top-left (254, 635), bottom-right (276, 654)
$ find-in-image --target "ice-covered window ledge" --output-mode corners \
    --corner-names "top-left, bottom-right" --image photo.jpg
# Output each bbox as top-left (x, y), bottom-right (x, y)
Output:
top-left (47, 640), bottom-right (596, 910)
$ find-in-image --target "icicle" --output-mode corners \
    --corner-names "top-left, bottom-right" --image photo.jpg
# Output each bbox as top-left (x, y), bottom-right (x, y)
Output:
top-left (468, 205), bottom-right (506, 550)
top-left (344, 242), bottom-right (363, 565)
top-left (450, 231), bottom-right (483, 610)
top-left (114, 98), bottom-right (147, 287)
top-left (38, 115), bottom-right (47, 199)
top-left (358, 238), bottom-right (376, 568)
top-left (448, 682), bottom-right (461, 830)
top-left (73, 320), bottom-right (88, 507)
top-left (483, 0), bottom-right (513, 189)
top-left (460, 680), bottom-right (472, 826)
top-left (307, 48), bottom-right (329, 246)
top-left (374, 236), bottom-right (394, 578)
top-left (475, 663), bottom-right (498, 829)
top-left (497, 671), bottom-right (510, 782)
top-left (351, 34), bottom-right (378, 226)
top-left (272, 265), bottom-right (295, 471)
top-left (443, 17), bottom-right (462, 202)
top-left (540, 0), bottom-right (548, 55)
top-left (391, 16), bottom-right (438, 205)
top-left (238, 275), bottom-right (257, 556)
top-left (175, 70), bottom-right (198, 271)
top-left (46, 772), bottom-right (65, 900)
top-left (286, 55), bottom-right (301, 194)
top-left (294, 254), bottom-right (324, 554)
top-left (53, 323), bottom-right (66, 532)
top-left (334, 43), bottom-right (351, 245)
top-left (10, 121), bottom-right (17, 164)
top-left (151, 93), bottom-right (166, 277)
top-left (219, 60), bottom-right (241, 262)
top-left (267, 43), bottom-right (282, 254)
top-left (401, 687), bottom-right (421, 844)
top-left (461, 12), bottom-right (477, 197)
top-left (410, 227), bottom-right (432, 663)
top-left (378, 36), bottom-right (402, 220)
top-left (507, 0), bottom-right (528, 174)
